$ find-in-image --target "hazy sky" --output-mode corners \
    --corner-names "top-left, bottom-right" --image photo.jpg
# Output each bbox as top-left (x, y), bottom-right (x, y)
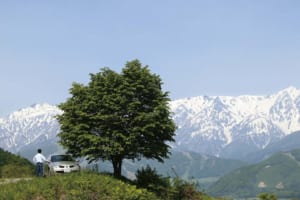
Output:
top-left (1, 0), bottom-right (300, 116)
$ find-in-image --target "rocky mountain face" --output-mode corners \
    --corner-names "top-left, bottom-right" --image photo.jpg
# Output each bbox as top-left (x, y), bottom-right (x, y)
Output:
top-left (170, 86), bottom-right (300, 160)
top-left (1, 87), bottom-right (300, 161)
top-left (0, 104), bottom-right (62, 153)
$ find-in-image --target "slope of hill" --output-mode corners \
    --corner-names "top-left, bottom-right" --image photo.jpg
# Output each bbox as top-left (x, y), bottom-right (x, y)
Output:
top-left (208, 149), bottom-right (300, 198)
top-left (0, 147), bottom-right (34, 178)
top-left (0, 172), bottom-right (159, 199)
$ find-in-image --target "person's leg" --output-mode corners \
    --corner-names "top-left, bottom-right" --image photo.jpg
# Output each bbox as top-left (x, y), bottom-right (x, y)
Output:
top-left (40, 163), bottom-right (44, 177)
top-left (37, 163), bottom-right (43, 177)
top-left (35, 164), bottom-right (39, 176)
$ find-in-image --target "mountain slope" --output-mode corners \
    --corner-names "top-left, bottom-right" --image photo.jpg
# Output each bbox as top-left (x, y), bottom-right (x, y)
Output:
top-left (247, 131), bottom-right (300, 163)
top-left (170, 86), bottom-right (300, 159)
top-left (0, 147), bottom-right (34, 178)
top-left (208, 149), bottom-right (300, 198)
top-left (0, 104), bottom-right (62, 153)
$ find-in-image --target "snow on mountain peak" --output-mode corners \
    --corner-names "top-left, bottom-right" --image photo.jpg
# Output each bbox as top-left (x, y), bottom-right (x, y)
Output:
top-left (11, 103), bottom-right (61, 117)
top-left (276, 86), bottom-right (300, 100)
top-left (171, 86), bottom-right (300, 157)
top-left (0, 103), bottom-right (62, 153)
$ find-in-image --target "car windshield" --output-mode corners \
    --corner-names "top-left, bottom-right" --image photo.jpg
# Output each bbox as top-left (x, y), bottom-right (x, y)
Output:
top-left (51, 155), bottom-right (75, 162)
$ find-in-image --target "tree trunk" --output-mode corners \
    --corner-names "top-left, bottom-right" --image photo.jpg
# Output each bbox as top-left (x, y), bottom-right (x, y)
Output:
top-left (112, 158), bottom-right (122, 178)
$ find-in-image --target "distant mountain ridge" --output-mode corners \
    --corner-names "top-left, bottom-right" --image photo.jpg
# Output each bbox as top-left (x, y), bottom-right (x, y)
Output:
top-left (1, 87), bottom-right (300, 161)
top-left (247, 131), bottom-right (300, 163)
top-left (0, 103), bottom-right (62, 153)
top-left (170, 86), bottom-right (300, 160)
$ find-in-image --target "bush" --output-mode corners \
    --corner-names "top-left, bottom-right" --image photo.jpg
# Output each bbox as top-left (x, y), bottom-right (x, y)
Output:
top-left (258, 193), bottom-right (278, 200)
top-left (172, 178), bottom-right (209, 200)
top-left (135, 165), bottom-right (172, 198)
top-left (135, 165), bottom-right (212, 200)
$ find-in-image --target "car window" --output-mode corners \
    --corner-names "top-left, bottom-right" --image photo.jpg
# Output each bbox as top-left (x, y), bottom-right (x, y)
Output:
top-left (51, 155), bottom-right (75, 162)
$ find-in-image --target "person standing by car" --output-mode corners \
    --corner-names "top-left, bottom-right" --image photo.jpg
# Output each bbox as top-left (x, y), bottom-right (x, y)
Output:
top-left (33, 149), bottom-right (47, 177)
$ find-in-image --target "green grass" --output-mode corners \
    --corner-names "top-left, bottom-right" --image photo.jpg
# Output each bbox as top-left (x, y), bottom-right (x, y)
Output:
top-left (0, 171), bottom-right (221, 200)
top-left (0, 147), bottom-right (35, 178)
top-left (0, 172), bottom-right (158, 200)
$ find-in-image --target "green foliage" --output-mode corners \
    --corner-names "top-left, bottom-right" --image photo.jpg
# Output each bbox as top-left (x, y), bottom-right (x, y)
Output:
top-left (0, 148), bottom-right (34, 178)
top-left (57, 59), bottom-right (176, 177)
top-left (135, 165), bottom-right (214, 200)
top-left (136, 165), bottom-right (172, 198)
top-left (0, 172), bottom-right (158, 200)
top-left (171, 178), bottom-right (202, 200)
top-left (258, 193), bottom-right (278, 200)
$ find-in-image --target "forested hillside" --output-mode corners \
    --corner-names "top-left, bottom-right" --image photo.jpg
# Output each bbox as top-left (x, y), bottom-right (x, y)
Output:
top-left (208, 149), bottom-right (300, 198)
top-left (0, 147), bottom-right (34, 178)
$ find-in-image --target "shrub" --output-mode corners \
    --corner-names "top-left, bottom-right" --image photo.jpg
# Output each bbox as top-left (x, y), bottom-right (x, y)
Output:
top-left (258, 193), bottom-right (278, 200)
top-left (135, 165), bottom-right (172, 198)
top-left (135, 165), bottom-right (211, 200)
top-left (172, 178), bottom-right (208, 200)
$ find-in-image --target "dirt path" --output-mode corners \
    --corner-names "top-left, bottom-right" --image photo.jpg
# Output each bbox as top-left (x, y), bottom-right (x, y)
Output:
top-left (0, 178), bottom-right (32, 185)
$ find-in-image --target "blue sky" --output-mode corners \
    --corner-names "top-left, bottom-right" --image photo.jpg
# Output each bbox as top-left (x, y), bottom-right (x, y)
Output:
top-left (1, 0), bottom-right (300, 116)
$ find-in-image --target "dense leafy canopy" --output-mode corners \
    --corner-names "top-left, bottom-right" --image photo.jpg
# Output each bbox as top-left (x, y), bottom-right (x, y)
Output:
top-left (57, 60), bottom-right (176, 177)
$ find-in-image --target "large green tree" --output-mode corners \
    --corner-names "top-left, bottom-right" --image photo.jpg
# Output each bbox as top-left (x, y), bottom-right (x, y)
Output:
top-left (57, 60), bottom-right (176, 177)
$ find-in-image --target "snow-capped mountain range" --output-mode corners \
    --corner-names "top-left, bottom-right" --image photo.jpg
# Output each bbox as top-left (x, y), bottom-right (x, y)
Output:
top-left (0, 104), bottom-right (62, 153)
top-left (170, 86), bottom-right (300, 159)
top-left (1, 87), bottom-right (300, 160)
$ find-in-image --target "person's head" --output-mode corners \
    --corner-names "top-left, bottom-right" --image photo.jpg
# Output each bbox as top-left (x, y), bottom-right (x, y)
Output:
top-left (37, 149), bottom-right (42, 153)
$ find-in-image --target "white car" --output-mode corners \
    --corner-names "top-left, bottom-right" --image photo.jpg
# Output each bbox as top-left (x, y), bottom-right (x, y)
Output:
top-left (46, 154), bottom-right (80, 175)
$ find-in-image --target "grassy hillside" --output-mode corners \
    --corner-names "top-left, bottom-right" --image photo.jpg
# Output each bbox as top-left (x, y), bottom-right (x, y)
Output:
top-left (208, 149), bottom-right (300, 198)
top-left (0, 172), bottom-right (158, 200)
top-left (16, 143), bottom-right (245, 190)
top-left (0, 147), bottom-right (215, 200)
top-left (0, 148), bottom-right (34, 178)
top-left (0, 171), bottom-right (219, 200)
